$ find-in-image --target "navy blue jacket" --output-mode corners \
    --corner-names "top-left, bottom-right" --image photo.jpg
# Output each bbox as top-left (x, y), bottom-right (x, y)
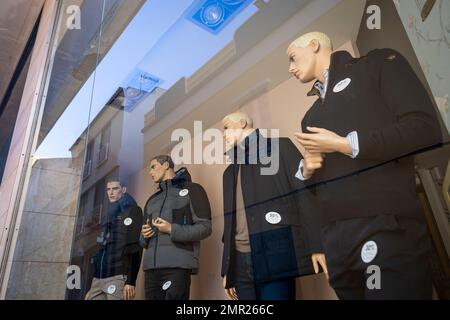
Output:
top-left (221, 130), bottom-right (323, 287)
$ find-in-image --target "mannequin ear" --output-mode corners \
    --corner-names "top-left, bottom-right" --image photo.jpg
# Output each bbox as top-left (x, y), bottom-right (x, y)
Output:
top-left (310, 39), bottom-right (320, 53)
top-left (240, 119), bottom-right (247, 129)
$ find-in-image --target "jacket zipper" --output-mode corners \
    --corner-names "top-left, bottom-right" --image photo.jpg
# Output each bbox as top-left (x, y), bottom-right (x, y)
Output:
top-left (99, 249), bottom-right (105, 278)
top-left (99, 220), bottom-right (109, 278)
top-left (154, 181), bottom-right (168, 268)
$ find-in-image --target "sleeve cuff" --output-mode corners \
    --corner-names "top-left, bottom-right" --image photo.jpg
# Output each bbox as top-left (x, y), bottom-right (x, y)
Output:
top-left (346, 131), bottom-right (360, 158)
top-left (170, 224), bottom-right (180, 241)
top-left (295, 159), bottom-right (308, 181)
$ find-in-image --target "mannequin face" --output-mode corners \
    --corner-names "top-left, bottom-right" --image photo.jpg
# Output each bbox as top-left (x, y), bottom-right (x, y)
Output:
top-left (106, 181), bottom-right (126, 203)
top-left (287, 41), bottom-right (318, 83)
top-left (148, 159), bottom-right (170, 183)
top-left (222, 117), bottom-right (247, 147)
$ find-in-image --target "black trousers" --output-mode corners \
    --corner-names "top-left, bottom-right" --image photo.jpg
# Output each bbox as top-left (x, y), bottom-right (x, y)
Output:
top-left (144, 268), bottom-right (191, 300)
top-left (322, 214), bottom-right (432, 300)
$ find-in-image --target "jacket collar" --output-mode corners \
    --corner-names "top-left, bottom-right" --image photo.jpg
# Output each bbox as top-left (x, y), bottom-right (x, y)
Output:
top-left (103, 192), bottom-right (137, 225)
top-left (225, 128), bottom-right (272, 164)
top-left (307, 50), bottom-right (353, 98)
top-left (158, 167), bottom-right (191, 190)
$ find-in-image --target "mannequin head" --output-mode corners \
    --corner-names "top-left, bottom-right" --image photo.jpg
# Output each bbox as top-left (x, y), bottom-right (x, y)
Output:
top-left (222, 111), bottom-right (255, 147)
top-left (148, 155), bottom-right (176, 183)
top-left (106, 177), bottom-right (126, 203)
top-left (286, 31), bottom-right (333, 83)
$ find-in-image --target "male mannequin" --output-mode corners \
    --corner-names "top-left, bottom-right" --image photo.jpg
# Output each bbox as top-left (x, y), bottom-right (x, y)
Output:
top-left (287, 32), bottom-right (442, 299)
top-left (85, 178), bottom-right (142, 300)
top-left (221, 111), bottom-right (326, 300)
top-left (140, 155), bottom-right (212, 300)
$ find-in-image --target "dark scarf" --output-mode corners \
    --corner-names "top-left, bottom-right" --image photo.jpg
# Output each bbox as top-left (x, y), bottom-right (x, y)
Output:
top-left (103, 192), bottom-right (137, 227)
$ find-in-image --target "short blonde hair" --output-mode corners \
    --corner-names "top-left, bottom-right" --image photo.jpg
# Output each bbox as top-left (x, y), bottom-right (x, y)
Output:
top-left (288, 31), bottom-right (333, 51)
top-left (222, 111), bottom-right (254, 128)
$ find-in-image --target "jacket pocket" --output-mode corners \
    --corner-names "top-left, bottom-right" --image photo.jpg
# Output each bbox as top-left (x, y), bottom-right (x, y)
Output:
top-left (171, 204), bottom-right (194, 252)
top-left (172, 204), bottom-right (193, 225)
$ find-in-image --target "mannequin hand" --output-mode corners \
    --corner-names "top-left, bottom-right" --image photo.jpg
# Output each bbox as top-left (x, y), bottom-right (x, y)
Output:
top-left (152, 218), bottom-right (172, 234)
top-left (141, 223), bottom-right (155, 239)
top-left (302, 151), bottom-right (324, 179)
top-left (123, 285), bottom-right (135, 300)
top-left (223, 275), bottom-right (238, 300)
top-left (312, 253), bottom-right (329, 280)
top-left (295, 127), bottom-right (351, 155)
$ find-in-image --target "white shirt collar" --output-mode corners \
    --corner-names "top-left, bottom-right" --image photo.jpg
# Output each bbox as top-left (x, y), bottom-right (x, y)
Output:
top-left (313, 69), bottom-right (329, 99)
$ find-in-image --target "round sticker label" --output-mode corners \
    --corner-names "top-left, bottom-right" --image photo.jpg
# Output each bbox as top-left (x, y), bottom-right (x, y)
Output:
top-left (162, 281), bottom-right (172, 291)
top-left (124, 217), bottom-right (132, 226)
top-left (107, 284), bottom-right (116, 294)
top-left (265, 211), bottom-right (282, 224)
top-left (179, 189), bottom-right (189, 197)
top-left (361, 240), bottom-right (378, 263)
top-left (333, 78), bottom-right (351, 93)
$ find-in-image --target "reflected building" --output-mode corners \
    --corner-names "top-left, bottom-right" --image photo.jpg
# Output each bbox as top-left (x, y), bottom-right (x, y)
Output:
top-left (67, 86), bottom-right (164, 299)
top-left (5, 157), bottom-right (80, 299)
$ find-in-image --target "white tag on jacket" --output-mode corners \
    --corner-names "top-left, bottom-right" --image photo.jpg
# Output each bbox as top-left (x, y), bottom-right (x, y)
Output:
top-left (265, 212), bottom-right (282, 224)
top-left (333, 78), bottom-right (351, 93)
top-left (107, 284), bottom-right (116, 294)
top-left (162, 281), bottom-right (172, 291)
top-left (361, 240), bottom-right (378, 263)
top-left (179, 189), bottom-right (189, 197)
top-left (124, 217), bottom-right (132, 226)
